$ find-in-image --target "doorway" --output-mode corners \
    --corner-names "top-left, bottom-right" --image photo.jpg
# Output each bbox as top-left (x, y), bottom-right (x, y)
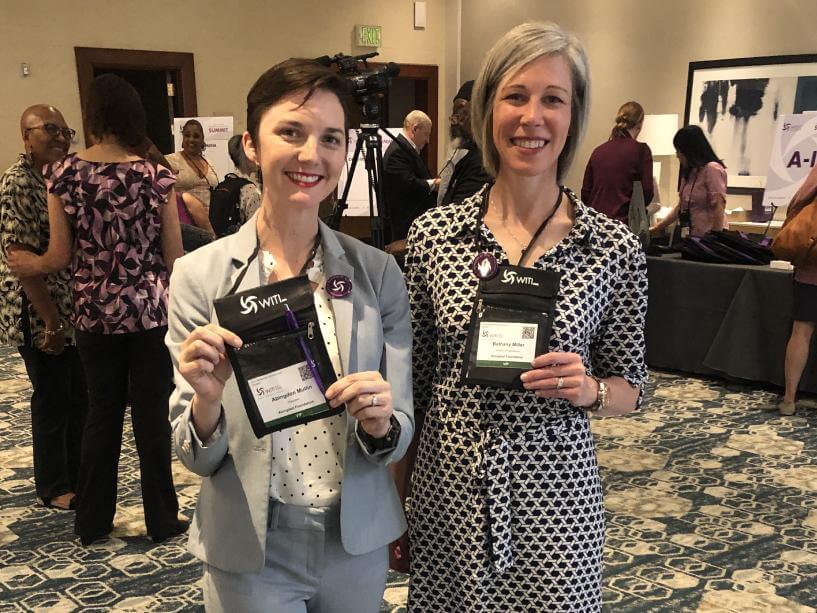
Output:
top-left (75, 48), bottom-right (197, 154)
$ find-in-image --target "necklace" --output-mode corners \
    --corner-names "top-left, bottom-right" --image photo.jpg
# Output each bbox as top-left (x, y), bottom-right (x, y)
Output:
top-left (181, 151), bottom-right (209, 180)
top-left (488, 188), bottom-right (564, 266)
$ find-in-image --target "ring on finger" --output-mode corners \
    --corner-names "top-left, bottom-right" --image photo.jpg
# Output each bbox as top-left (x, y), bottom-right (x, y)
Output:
top-left (370, 394), bottom-right (379, 407)
top-left (556, 376), bottom-right (564, 390)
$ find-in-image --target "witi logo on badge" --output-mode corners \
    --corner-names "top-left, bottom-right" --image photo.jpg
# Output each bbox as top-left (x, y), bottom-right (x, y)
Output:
top-left (501, 269), bottom-right (539, 287)
top-left (239, 294), bottom-right (288, 315)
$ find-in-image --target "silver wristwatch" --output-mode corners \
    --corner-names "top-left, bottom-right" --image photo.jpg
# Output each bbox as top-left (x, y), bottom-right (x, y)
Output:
top-left (583, 375), bottom-right (609, 412)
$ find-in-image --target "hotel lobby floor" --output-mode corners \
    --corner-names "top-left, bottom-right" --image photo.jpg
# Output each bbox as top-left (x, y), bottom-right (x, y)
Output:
top-left (1, 347), bottom-right (816, 611)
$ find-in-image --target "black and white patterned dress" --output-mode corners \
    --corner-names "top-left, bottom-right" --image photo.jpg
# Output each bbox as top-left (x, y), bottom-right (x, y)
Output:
top-left (404, 186), bottom-right (647, 612)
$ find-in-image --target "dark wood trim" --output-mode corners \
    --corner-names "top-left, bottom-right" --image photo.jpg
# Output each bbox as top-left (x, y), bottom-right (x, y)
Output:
top-left (74, 47), bottom-right (197, 146)
top-left (371, 62), bottom-right (439, 173)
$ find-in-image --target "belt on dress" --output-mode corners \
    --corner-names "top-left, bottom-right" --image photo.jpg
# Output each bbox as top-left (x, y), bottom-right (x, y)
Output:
top-left (476, 420), bottom-right (571, 574)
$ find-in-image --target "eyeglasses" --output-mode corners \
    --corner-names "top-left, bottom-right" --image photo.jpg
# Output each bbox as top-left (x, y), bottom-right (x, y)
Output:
top-left (25, 124), bottom-right (76, 140)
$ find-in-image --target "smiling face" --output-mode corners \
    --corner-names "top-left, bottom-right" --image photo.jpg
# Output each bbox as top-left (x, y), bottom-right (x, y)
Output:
top-left (491, 54), bottom-right (573, 180)
top-left (244, 88), bottom-right (346, 212)
top-left (22, 107), bottom-right (71, 168)
top-left (181, 122), bottom-right (205, 156)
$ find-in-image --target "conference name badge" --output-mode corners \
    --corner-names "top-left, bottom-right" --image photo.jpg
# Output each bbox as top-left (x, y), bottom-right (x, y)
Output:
top-left (248, 361), bottom-right (329, 424)
top-left (476, 321), bottom-right (538, 368)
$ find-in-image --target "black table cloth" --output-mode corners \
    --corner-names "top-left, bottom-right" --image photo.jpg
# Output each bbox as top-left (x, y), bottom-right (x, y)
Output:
top-left (646, 253), bottom-right (817, 394)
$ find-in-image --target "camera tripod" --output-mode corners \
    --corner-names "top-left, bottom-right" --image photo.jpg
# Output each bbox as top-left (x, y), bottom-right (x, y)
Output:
top-left (328, 124), bottom-right (397, 251)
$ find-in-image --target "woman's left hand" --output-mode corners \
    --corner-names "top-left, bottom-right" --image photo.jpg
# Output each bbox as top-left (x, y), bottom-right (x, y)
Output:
top-left (520, 351), bottom-right (598, 408)
top-left (6, 247), bottom-right (43, 278)
top-left (326, 371), bottom-right (393, 438)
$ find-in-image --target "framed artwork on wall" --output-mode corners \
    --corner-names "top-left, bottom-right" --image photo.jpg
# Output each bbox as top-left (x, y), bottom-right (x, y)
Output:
top-left (684, 54), bottom-right (817, 194)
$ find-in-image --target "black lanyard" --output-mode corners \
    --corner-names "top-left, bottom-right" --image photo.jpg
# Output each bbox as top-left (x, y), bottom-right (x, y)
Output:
top-left (226, 233), bottom-right (321, 296)
top-left (475, 187), bottom-right (564, 265)
top-left (680, 168), bottom-right (700, 231)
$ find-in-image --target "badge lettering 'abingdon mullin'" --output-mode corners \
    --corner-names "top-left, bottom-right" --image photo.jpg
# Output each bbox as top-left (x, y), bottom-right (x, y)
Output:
top-left (214, 276), bottom-right (342, 437)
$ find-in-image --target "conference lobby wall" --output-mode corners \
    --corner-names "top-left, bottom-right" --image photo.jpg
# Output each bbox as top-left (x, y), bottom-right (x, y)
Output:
top-left (0, 0), bottom-right (457, 172)
top-left (461, 0), bottom-right (817, 204)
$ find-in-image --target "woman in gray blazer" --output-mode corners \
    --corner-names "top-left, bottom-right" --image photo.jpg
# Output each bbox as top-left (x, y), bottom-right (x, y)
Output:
top-left (166, 59), bottom-right (414, 613)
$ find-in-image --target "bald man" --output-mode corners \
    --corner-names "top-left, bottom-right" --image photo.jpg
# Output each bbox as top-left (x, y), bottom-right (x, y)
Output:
top-left (383, 110), bottom-right (439, 250)
top-left (0, 105), bottom-right (87, 510)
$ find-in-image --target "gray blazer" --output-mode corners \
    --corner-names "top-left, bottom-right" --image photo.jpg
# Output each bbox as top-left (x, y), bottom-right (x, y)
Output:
top-left (167, 216), bottom-right (414, 574)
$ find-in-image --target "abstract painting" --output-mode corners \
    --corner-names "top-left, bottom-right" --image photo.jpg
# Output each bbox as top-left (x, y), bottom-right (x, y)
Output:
top-left (684, 55), bottom-right (817, 189)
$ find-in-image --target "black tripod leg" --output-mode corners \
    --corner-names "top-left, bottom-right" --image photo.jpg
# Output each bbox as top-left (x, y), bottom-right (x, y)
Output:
top-left (329, 131), bottom-right (366, 230)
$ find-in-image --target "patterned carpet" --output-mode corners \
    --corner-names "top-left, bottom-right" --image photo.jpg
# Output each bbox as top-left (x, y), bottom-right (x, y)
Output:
top-left (1, 345), bottom-right (816, 612)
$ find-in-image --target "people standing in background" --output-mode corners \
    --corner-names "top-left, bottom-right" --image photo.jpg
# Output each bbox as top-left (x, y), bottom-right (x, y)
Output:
top-left (581, 101), bottom-right (654, 224)
top-left (7, 75), bottom-right (187, 547)
top-left (166, 119), bottom-right (219, 209)
top-left (778, 163), bottom-right (817, 416)
top-left (438, 80), bottom-right (492, 206)
top-left (651, 125), bottom-right (727, 238)
top-left (383, 110), bottom-right (438, 251)
top-left (0, 104), bottom-right (87, 511)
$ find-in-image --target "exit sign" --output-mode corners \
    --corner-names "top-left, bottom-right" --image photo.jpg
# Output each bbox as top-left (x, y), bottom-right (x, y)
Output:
top-left (357, 25), bottom-right (382, 47)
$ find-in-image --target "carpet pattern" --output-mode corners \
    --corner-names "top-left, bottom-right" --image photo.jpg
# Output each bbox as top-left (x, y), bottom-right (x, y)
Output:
top-left (1, 346), bottom-right (816, 611)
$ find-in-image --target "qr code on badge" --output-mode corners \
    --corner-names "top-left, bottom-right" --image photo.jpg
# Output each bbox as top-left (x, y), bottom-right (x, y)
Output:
top-left (521, 326), bottom-right (536, 340)
top-left (298, 364), bottom-right (312, 382)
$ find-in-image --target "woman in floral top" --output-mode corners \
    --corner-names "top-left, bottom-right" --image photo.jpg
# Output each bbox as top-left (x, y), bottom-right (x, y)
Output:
top-left (8, 74), bottom-right (187, 546)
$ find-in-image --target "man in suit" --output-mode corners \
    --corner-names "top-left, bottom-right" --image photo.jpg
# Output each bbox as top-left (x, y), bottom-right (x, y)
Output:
top-left (383, 110), bottom-right (438, 249)
top-left (439, 81), bottom-right (492, 206)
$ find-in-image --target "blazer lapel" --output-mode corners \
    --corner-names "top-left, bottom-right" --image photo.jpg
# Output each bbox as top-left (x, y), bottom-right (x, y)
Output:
top-left (319, 222), bottom-right (355, 376)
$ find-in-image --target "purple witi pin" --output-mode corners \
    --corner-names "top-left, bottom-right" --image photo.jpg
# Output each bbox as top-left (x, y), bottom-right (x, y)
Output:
top-left (471, 253), bottom-right (498, 280)
top-left (326, 275), bottom-right (352, 298)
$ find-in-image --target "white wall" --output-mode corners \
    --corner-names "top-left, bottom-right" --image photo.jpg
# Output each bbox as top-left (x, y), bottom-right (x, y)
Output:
top-left (0, 0), bottom-right (454, 170)
top-left (460, 0), bottom-right (817, 200)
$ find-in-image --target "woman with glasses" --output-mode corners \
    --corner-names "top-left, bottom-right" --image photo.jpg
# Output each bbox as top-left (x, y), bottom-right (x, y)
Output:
top-left (0, 104), bottom-right (86, 512)
top-left (166, 119), bottom-right (219, 209)
top-left (7, 74), bottom-right (187, 546)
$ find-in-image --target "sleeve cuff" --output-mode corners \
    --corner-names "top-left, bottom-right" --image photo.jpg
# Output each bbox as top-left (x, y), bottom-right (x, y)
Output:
top-left (189, 408), bottom-right (225, 449)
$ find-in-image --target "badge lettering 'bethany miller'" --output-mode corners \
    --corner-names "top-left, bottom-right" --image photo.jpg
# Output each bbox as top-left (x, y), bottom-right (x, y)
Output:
top-left (501, 269), bottom-right (540, 286)
top-left (239, 293), bottom-right (288, 315)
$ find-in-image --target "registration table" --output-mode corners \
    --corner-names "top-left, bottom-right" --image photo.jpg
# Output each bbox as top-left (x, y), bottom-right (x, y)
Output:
top-left (646, 253), bottom-right (817, 394)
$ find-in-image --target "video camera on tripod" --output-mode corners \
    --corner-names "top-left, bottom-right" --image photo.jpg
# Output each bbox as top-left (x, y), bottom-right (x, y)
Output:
top-left (313, 52), bottom-right (401, 248)
top-left (314, 52), bottom-right (400, 123)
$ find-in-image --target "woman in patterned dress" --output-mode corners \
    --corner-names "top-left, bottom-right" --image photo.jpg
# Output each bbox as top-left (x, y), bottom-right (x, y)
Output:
top-left (398, 22), bottom-right (648, 612)
top-left (7, 74), bottom-right (187, 546)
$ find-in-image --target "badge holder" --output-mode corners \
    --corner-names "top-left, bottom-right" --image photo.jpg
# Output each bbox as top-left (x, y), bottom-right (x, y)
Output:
top-left (214, 276), bottom-right (342, 438)
top-left (461, 265), bottom-right (561, 390)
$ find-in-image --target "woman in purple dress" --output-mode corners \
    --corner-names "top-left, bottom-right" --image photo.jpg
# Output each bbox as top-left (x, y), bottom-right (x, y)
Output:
top-left (8, 74), bottom-right (187, 546)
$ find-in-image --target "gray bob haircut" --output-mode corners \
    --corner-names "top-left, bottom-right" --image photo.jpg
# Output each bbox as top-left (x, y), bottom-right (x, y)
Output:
top-left (471, 21), bottom-right (591, 181)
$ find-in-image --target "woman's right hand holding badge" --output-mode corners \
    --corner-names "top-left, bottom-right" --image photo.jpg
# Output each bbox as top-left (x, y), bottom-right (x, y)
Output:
top-left (178, 324), bottom-right (243, 439)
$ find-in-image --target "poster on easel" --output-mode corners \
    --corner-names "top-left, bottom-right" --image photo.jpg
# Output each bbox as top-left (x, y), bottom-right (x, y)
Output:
top-left (762, 112), bottom-right (817, 217)
top-left (337, 129), bottom-right (397, 216)
top-left (172, 117), bottom-right (234, 182)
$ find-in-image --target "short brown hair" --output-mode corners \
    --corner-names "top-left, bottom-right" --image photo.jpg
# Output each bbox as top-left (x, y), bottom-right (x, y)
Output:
top-left (246, 59), bottom-right (354, 144)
